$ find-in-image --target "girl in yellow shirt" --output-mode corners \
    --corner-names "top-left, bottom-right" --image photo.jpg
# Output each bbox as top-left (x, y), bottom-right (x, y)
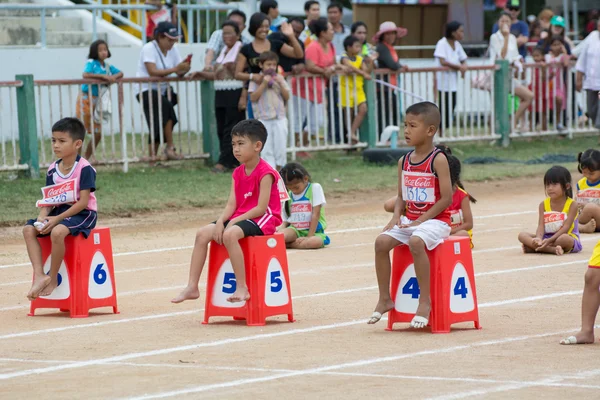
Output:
top-left (575, 149), bottom-right (600, 233)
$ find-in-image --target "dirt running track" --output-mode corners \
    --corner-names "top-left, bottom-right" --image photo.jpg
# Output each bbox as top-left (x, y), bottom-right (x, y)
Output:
top-left (1, 176), bottom-right (599, 400)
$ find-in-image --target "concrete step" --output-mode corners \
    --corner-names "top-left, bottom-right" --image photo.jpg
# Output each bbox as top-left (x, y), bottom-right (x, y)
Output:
top-left (0, 28), bottom-right (107, 46)
top-left (0, 3), bottom-right (54, 16)
top-left (0, 16), bottom-right (82, 31)
top-left (0, 0), bottom-right (35, 3)
top-left (46, 31), bottom-right (108, 47)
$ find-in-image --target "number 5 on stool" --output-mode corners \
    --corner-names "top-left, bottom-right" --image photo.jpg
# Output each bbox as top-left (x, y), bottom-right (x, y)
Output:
top-left (203, 234), bottom-right (295, 326)
top-left (29, 227), bottom-right (119, 318)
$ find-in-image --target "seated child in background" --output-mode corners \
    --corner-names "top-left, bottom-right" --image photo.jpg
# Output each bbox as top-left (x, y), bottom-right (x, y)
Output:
top-left (339, 35), bottom-right (373, 145)
top-left (518, 165), bottom-right (581, 255)
top-left (278, 162), bottom-right (330, 249)
top-left (575, 149), bottom-right (600, 233)
top-left (23, 118), bottom-right (98, 300)
top-left (368, 102), bottom-right (453, 329)
top-left (172, 120), bottom-right (282, 304)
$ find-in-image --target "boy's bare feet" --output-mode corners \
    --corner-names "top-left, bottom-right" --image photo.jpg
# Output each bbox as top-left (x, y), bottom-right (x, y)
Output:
top-left (560, 331), bottom-right (595, 345)
top-left (367, 299), bottom-right (395, 324)
top-left (411, 302), bottom-right (431, 329)
top-left (27, 274), bottom-right (51, 300)
top-left (171, 286), bottom-right (200, 304)
top-left (522, 244), bottom-right (535, 254)
top-left (555, 245), bottom-right (564, 256)
top-left (579, 219), bottom-right (597, 234)
top-left (227, 288), bottom-right (250, 303)
top-left (39, 278), bottom-right (59, 297)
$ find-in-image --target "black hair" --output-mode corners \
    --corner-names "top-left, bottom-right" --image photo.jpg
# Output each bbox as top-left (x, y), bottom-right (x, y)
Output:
top-left (289, 17), bottom-right (305, 28)
top-left (227, 9), bottom-right (247, 22)
top-left (343, 35), bottom-right (360, 50)
top-left (499, 11), bottom-right (512, 21)
top-left (549, 35), bottom-right (566, 46)
top-left (445, 21), bottom-right (462, 39)
top-left (280, 162), bottom-right (311, 215)
top-left (327, 3), bottom-right (343, 13)
top-left (221, 20), bottom-right (240, 36)
top-left (350, 21), bottom-right (368, 46)
top-left (447, 154), bottom-right (477, 203)
top-left (544, 165), bottom-right (573, 198)
top-left (231, 119), bottom-right (268, 148)
top-left (578, 149), bottom-right (600, 173)
top-left (259, 0), bottom-right (278, 16)
top-left (52, 117), bottom-right (86, 142)
top-left (304, 0), bottom-right (319, 12)
top-left (532, 46), bottom-right (544, 55)
top-left (405, 101), bottom-right (441, 130)
top-left (248, 12), bottom-right (269, 37)
top-left (259, 50), bottom-right (279, 64)
top-left (309, 17), bottom-right (329, 38)
top-left (87, 39), bottom-right (111, 60)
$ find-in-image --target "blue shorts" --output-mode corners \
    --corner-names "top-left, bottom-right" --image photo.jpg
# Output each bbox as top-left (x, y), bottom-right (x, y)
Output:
top-left (26, 204), bottom-right (97, 238)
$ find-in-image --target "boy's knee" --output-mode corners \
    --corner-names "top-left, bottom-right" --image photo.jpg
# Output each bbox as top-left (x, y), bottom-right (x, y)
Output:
top-left (50, 226), bottom-right (69, 242)
top-left (23, 225), bottom-right (36, 238)
top-left (408, 236), bottom-right (425, 254)
top-left (196, 227), bottom-right (211, 243)
top-left (374, 235), bottom-right (394, 253)
top-left (223, 228), bottom-right (243, 246)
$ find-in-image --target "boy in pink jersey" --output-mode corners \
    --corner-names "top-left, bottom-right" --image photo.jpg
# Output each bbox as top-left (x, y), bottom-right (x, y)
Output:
top-left (172, 119), bottom-right (283, 304)
top-left (368, 102), bottom-right (453, 329)
top-left (23, 118), bottom-right (98, 300)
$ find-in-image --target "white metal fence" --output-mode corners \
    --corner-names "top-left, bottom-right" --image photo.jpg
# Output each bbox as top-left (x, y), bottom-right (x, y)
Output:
top-left (0, 82), bottom-right (25, 171)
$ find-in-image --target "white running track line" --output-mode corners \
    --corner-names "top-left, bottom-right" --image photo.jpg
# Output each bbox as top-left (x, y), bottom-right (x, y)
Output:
top-left (0, 210), bottom-right (538, 270)
top-left (0, 288), bottom-right (584, 381)
top-left (121, 325), bottom-right (585, 400)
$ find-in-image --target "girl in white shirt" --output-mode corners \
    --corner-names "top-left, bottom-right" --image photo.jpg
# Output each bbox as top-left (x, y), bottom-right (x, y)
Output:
top-left (489, 12), bottom-right (533, 133)
top-left (434, 21), bottom-right (468, 135)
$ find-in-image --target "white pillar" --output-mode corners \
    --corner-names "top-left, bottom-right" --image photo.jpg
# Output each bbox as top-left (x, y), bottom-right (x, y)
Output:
top-left (245, 0), bottom-right (257, 16)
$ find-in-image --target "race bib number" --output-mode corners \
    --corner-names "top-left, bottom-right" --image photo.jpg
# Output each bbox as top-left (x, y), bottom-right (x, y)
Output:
top-left (277, 177), bottom-right (290, 202)
top-left (36, 179), bottom-right (78, 208)
top-left (450, 209), bottom-right (463, 228)
top-left (288, 200), bottom-right (312, 230)
top-left (402, 171), bottom-right (436, 204)
top-left (577, 189), bottom-right (600, 205)
top-left (544, 211), bottom-right (566, 234)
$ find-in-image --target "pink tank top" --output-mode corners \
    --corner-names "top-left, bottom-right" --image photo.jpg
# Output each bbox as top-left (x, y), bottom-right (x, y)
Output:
top-left (231, 159), bottom-right (282, 235)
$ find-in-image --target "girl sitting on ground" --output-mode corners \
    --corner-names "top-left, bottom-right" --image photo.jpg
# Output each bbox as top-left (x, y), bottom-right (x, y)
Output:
top-left (518, 165), bottom-right (582, 255)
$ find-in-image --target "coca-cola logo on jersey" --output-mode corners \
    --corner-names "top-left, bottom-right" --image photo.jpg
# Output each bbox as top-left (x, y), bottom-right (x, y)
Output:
top-left (291, 204), bottom-right (312, 213)
top-left (404, 176), bottom-right (434, 188)
top-left (44, 181), bottom-right (74, 197)
top-left (544, 212), bottom-right (565, 223)
top-left (579, 190), bottom-right (600, 198)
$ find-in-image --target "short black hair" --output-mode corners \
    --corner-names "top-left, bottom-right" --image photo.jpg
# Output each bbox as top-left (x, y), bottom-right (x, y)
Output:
top-left (260, 0), bottom-right (278, 15)
top-left (532, 46), bottom-right (544, 55)
top-left (499, 11), bottom-right (512, 20)
top-left (343, 35), bottom-right (360, 50)
top-left (309, 17), bottom-right (329, 38)
top-left (87, 39), bottom-right (111, 60)
top-left (445, 21), bottom-right (462, 39)
top-left (550, 35), bottom-right (565, 46)
top-left (578, 149), bottom-right (600, 173)
top-left (304, 0), bottom-right (319, 12)
top-left (231, 119), bottom-right (268, 148)
top-left (227, 9), bottom-right (247, 22)
top-left (221, 20), bottom-right (241, 36)
top-left (544, 165), bottom-right (573, 198)
top-left (351, 21), bottom-right (367, 34)
top-left (327, 3), bottom-right (343, 13)
top-left (259, 51), bottom-right (279, 64)
top-left (405, 101), bottom-right (441, 130)
top-left (289, 17), bottom-right (305, 28)
top-left (248, 12), bottom-right (269, 37)
top-left (52, 118), bottom-right (86, 142)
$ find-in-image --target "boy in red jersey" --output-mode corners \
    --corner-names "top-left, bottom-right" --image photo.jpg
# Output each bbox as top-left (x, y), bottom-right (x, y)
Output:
top-left (172, 119), bottom-right (282, 304)
top-left (368, 102), bottom-right (452, 328)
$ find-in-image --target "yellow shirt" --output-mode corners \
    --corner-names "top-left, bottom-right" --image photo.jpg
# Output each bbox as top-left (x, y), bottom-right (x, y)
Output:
top-left (543, 197), bottom-right (578, 239)
top-left (575, 177), bottom-right (600, 205)
top-left (339, 53), bottom-right (366, 108)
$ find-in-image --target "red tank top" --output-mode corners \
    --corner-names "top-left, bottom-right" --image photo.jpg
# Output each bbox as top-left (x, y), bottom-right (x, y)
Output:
top-left (401, 149), bottom-right (451, 224)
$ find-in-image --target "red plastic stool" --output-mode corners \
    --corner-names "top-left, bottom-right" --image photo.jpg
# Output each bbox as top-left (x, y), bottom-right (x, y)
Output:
top-left (386, 236), bottom-right (481, 333)
top-left (203, 233), bottom-right (295, 326)
top-left (28, 227), bottom-right (119, 318)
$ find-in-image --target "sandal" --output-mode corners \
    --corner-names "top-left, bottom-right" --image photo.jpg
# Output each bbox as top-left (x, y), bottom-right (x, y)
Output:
top-left (164, 147), bottom-right (184, 161)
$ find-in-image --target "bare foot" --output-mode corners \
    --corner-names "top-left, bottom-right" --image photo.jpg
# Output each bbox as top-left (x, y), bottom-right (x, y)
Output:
top-left (522, 244), bottom-right (536, 254)
top-left (580, 219), bottom-right (597, 234)
top-left (171, 286), bottom-right (200, 304)
top-left (367, 299), bottom-right (395, 324)
top-left (555, 245), bottom-right (564, 256)
top-left (27, 274), bottom-right (51, 300)
top-left (227, 288), bottom-right (250, 303)
top-left (415, 301), bottom-right (431, 320)
top-left (560, 331), bottom-right (595, 345)
top-left (39, 278), bottom-right (59, 297)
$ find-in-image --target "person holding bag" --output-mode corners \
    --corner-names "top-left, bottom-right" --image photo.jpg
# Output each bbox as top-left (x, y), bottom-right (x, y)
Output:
top-left (136, 22), bottom-right (190, 162)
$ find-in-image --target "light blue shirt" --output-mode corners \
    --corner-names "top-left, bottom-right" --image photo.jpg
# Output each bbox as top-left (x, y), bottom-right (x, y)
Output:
top-left (81, 59), bottom-right (121, 97)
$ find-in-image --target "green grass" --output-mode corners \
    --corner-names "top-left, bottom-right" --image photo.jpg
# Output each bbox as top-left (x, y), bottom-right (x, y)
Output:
top-left (1, 135), bottom-right (596, 227)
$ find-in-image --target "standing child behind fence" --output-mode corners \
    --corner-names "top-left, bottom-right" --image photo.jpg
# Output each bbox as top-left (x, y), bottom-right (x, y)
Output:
top-left (339, 35), bottom-right (372, 144)
top-left (76, 40), bottom-right (123, 163)
top-left (249, 51), bottom-right (290, 170)
top-left (575, 149), bottom-right (600, 233)
top-left (278, 162), bottom-right (330, 249)
top-left (23, 118), bottom-right (98, 300)
top-left (530, 47), bottom-right (549, 131)
top-left (518, 165), bottom-right (581, 255)
top-left (545, 36), bottom-right (570, 132)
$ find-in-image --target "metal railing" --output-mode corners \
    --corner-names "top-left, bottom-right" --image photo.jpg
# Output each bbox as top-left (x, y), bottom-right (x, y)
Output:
top-left (0, 81), bottom-right (25, 171)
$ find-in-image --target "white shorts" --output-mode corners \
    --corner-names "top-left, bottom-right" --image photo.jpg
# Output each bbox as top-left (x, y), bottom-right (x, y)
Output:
top-left (289, 96), bottom-right (325, 137)
top-left (260, 118), bottom-right (288, 169)
top-left (382, 216), bottom-right (451, 251)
